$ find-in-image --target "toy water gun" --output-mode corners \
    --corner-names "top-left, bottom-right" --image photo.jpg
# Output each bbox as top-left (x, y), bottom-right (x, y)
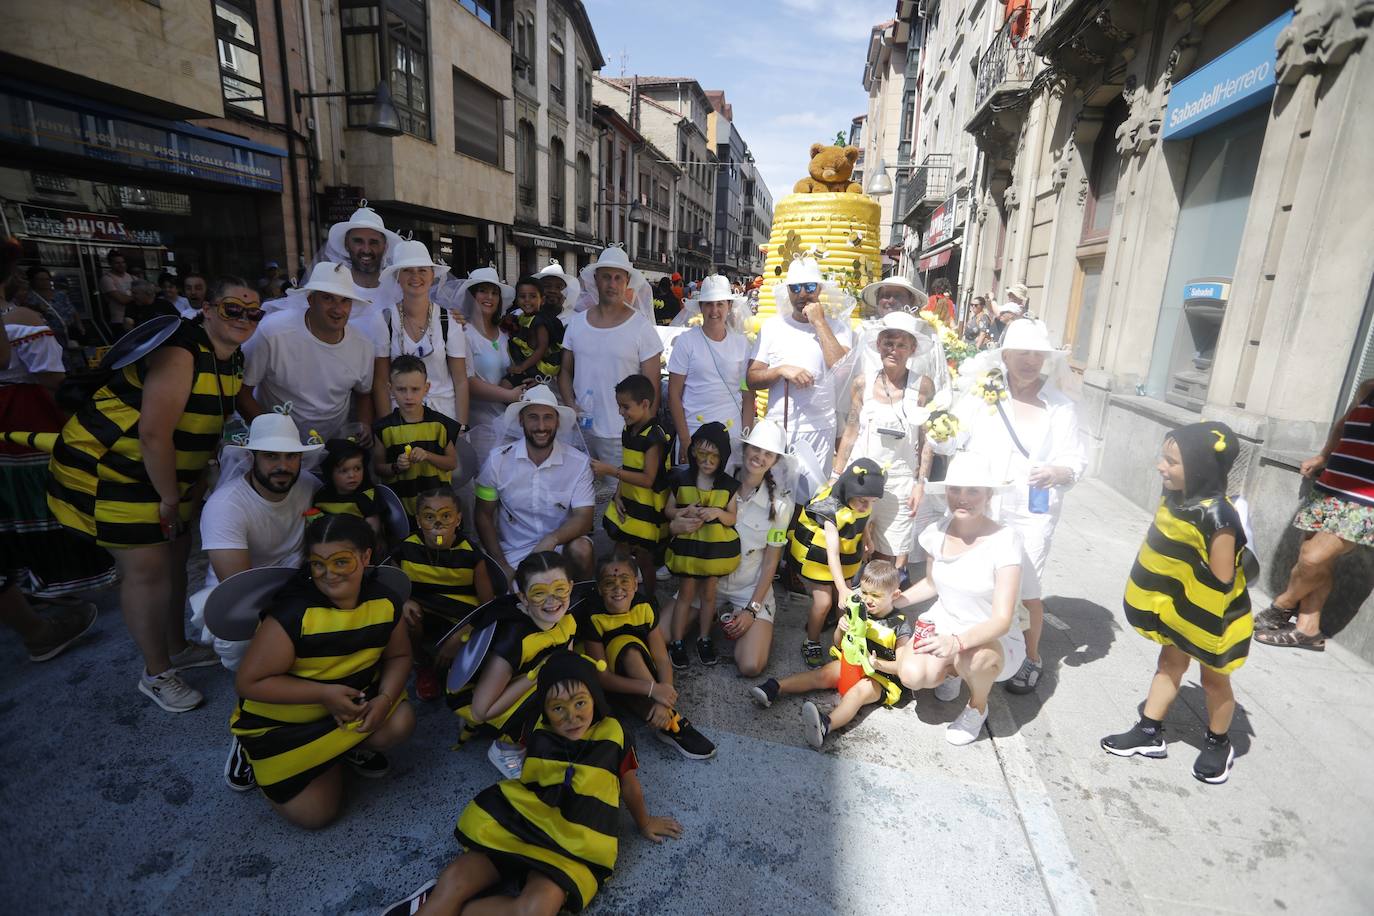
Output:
top-left (839, 591), bottom-right (873, 678)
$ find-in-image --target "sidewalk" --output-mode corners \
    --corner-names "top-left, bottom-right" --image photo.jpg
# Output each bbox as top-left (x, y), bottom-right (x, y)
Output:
top-left (0, 480), bottom-right (1370, 914)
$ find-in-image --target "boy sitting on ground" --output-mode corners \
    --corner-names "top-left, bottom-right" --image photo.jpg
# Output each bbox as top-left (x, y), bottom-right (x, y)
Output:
top-left (750, 560), bottom-right (910, 748)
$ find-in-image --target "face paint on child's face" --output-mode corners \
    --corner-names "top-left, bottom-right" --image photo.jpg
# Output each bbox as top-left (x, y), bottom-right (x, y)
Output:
top-left (1158, 439), bottom-right (1185, 492)
top-left (693, 442), bottom-right (721, 476)
top-left (519, 570), bottom-right (573, 630)
top-left (417, 500), bottom-right (460, 547)
top-left (544, 684), bottom-right (595, 739)
top-left (597, 564), bottom-right (636, 611)
top-left (859, 584), bottom-right (897, 617)
top-left (332, 456), bottom-right (364, 494)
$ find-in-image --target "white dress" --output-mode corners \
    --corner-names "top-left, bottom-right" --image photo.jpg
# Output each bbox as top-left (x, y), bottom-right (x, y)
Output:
top-left (917, 520), bottom-right (1027, 681)
top-left (381, 302), bottom-right (467, 421)
top-left (464, 322), bottom-right (511, 467)
top-left (849, 370), bottom-right (927, 555)
top-left (716, 477), bottom-right (795, 622)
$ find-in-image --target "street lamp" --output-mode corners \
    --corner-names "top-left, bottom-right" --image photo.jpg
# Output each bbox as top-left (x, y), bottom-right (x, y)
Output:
top-left (866, 158), bottom-right (895, 197)
top-left (294, 81), bottom-right (403, 137)
top-left (627, 201), bottom-right (646, 224)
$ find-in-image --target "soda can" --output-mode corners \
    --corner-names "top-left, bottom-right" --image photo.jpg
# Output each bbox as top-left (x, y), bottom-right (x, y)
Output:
top-left (913, 618), bottom-right (937, 642)
top-left (718, 606), bottom-right (736, 635)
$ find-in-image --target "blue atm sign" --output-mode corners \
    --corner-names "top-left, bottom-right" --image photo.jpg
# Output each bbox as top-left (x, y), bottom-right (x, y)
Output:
top-left (1163, 12), bottom-right (1293, 141)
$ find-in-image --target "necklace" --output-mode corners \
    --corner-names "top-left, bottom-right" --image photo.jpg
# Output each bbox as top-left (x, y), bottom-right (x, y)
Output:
top-left (304, 310), bottom-right (343, 344)
top-left (401, 300), bottom-right (432, 342)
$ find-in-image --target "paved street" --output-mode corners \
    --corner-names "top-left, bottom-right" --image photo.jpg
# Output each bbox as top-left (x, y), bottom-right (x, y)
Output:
top-left (3, 478), bottom-right (1372, 915)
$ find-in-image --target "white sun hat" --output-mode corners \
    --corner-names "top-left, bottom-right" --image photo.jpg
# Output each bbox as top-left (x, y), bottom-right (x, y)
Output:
top-left (323, 202), bottom-right (403, 268)
top-left (860, 275), bottom-right (928, 311)
top-left (734, 418), bottom-right (799, 495)
top-left (870, 310), bottom-right (935, 357)
top-left (579, 245), bottom-right (646, 293)
top-left (534, 259), bottom-right (577, 288)
top-left (997, 318), bottom-right (1064, 354)
top-left (1005, 282), bottom-right (1030, 303)
top-left (785, 255), bottom-right (823, 286)
top-left (691, 274), bottom-right (742, 303)
top-left (498, 383), bottom-right (578, 439)
top-left (380, 239), bottom-right (451, 285)
top-left (453, 266), bottom-right (516, 318)
top-left (924, 451), bottom-right (1014, 494)
top-left (218, 411), bottom-right (324, 480)
top-left (299, 261), bottom-right (374, 303)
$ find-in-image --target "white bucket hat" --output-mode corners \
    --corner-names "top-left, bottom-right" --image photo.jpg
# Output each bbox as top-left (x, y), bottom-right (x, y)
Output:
top-left (324, 202), bottom-right (403, 269)
top-left (499, 383), bottom-right (578, 436)
top-left (229, 413), bottom-right (325, 454)
top-left (580, 245), bottom-right (646, 293)
top-left (689, 274), bottom-right (741, 304)
top-left (997, 318), bottom-right (1064, 355)
top-left (534, 259), bottom-right (577, 289)
top-left (860, 276), bottom-right (927, 310)
top-left (870, 311), bottom-right (935, 357)
top-left (380, 239), bottom-right (451, 285)
top-left (300, 262), bottom-right (374, 303)
top-left (454, 266), bottom-right (515, 317)
top-left (924, 451), bottom-right (1013, 494)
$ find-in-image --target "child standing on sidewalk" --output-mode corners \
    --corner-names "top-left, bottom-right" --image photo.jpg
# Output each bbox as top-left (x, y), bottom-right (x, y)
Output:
top-left (593, 374), bottom-right (670, 588)
top-left (372, 355), bottom-right (461, 524)
top-left (750, 560), bottom-right (908, 749)
top-left (1102, 421), bottom-right (1253, 784)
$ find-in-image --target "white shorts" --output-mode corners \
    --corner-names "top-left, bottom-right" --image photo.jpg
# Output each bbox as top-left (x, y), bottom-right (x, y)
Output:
top-left (791, 426), bottom-right (836, 503)
top-left (870, 474), bottom-right (914, 556)
top-left (1002, 510), bottom-right (1056, 601)
top-left (715, 585), bottom-right (778, 624)
top-left (585, 434), bottom-right (623, 505)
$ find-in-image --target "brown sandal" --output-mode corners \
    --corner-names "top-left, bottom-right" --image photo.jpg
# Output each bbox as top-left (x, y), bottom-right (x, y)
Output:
top-left (1255, 625), bottom-right (1326, 651)
top-left (1254, 605), bottom-right (1296, 631)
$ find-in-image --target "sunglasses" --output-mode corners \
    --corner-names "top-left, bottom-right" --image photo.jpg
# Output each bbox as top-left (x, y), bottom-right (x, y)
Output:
top-left (598, 572), bottom-right (636, 591)
top-left (417, 508), bottom-right (459, 528)
top-left (524, 580), bottom-right (573, 606)
top-left (217, 297), bottom-right (266, 323)
top-left (308, 550), bottom-right (361, 578)
top-left (788, 282), bottom-right (819, 294)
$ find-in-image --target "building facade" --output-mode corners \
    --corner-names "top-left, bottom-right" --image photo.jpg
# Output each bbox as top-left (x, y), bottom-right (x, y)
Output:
top-left (739, 151), bottom-right (773, 277)
top-left (706, 92), bottom-right (745, 279)
top-left (591, 102), bottom-right (679, 283)
top-left (860, 18), bottom-right (911, 262)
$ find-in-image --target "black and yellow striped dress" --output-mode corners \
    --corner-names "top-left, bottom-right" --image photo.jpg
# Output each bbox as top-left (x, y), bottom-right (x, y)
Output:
top-left (455, 715), bottom-right (635, 912)
top-left (507, 310), bottom-right (565, 381)
top-left (664, 469), bottom-right (741, 578)
top-left (396, 532), bottom-right (481, 635)
top-left (229, 576), bottom-right (407, 803)
top-left (577, 593), bottom-right (659, 676)
top-left (47, 321), bottom-right (241, 547)
top-left (374, 407), bottom-right (462, 521)
top-left (312, 485), bottom-right (379, 520)
top-left (789, 486), bottom-right (873, 584)
top-left (602, 422), bottom-right (670, 552)
top-left (449, 601), bottom-right (580, 741)
top-left (1124, 496), bottom-right (1253, 674)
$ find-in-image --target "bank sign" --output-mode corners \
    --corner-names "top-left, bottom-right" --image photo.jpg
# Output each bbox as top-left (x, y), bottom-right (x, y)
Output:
top-left (922, 192), bottom-right (961, 251)
top-left (1163, 12), bottom-right (1293, 140)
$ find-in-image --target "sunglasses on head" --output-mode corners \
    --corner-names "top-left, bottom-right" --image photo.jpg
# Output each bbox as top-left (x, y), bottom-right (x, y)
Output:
top-left (216, 297), bottom-right (266, 323)
top-left (788, 282), bottom-right (819, 294)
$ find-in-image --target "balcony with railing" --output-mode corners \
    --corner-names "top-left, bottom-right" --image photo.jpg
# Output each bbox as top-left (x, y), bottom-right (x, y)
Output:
top-left (676, 230), bottom-right (712, 257)
top-left (967, 10), bottom-right (1041, 131)
top-left (895, 153), bottom-right (952, 227)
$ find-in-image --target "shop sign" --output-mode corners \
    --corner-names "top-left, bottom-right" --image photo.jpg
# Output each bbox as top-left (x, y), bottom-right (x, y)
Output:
top-left (19, 204), bottom-right (163, 245)
top-left (1183, 279), bottom-right (1231, 303)
top-left (0, 86), bottom-right (284, 191)
top-left (922, 192), bottom-right (961, 250)
top-left (1163, 12), bottom-right (1293, 141)
top-left (320, 186), bottom-right (365, 227)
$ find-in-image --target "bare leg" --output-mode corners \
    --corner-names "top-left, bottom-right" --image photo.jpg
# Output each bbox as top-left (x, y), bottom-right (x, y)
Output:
top-left (631, 546), bottom-right (656, 596)
top-left (777, 660), bottom-right (840, 695)
top-left (269, 763), bottom-right (344, 830)
top-left (954, 641), bottom-right (1005, 714)
top-left (670, 578), bottom-right (699, 643)
top-left (115, 543), bottom-right (177, 675)
top-left (732, 617), bottom-right (775, 678)
top-left (462, 870), bottom-right (567, 916)
top-left (827, 677), bottom-right (882, 730)
top-left (1275, 532), bottom-right (1354, 618)
top-left (564, 537), bottom-right (594, 581)
top-left (696, 577), bottom-right (719, 640)
top-left (1199, 666), bottom-right (1236, 734)
top-left (896, 642), bottom-right (951, 691)
top-left (163, 532), bottom-right (193, 654)
top-left (1141, 645), bottom-right (1192, 721)
top-left (1022, 598), bottom-right (1045, 664)
top-left (417, 851), bottom-right (502, 916)
top-left (803, 582), bottom-right (833, 643)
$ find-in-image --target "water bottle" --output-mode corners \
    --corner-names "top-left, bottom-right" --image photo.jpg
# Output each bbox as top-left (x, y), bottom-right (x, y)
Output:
top-left (578, 390), bottom-right (595, 431)
top-left (1028, 482), bottom-right (1050, 514)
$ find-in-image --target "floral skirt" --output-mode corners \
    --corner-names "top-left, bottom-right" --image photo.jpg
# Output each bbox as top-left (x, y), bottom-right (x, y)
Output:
top-left (1294, 491), bottom-right (1374, 547)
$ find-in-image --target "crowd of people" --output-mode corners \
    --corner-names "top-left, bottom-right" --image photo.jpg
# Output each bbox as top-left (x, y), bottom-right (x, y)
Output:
top-left (2, 206), bottom-right (1369, 915)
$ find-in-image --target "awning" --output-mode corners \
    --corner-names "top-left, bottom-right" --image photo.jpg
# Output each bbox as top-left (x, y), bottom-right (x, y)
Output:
top-left (511, 229), bottom-right (601, 255)
top-left (918, 239), bottom-right (959, 271)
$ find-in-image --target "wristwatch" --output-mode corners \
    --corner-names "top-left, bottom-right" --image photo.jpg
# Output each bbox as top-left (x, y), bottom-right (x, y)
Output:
top-left (746, 601), bottom-right (763, 618)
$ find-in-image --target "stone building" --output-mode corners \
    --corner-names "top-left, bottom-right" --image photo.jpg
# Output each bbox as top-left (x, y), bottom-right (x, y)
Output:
top-left (860, 18), bottom-right (911, 263)
top-left (591, 102), bottom-right (679, 284)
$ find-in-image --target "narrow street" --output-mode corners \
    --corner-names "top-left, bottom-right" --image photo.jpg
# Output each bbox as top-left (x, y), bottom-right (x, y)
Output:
top-left (4, 478), bottom-right (1370, 915)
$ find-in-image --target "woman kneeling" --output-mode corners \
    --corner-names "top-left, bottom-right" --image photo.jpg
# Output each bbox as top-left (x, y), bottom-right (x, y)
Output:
top-left (231, 514), bottom-right (415, 827)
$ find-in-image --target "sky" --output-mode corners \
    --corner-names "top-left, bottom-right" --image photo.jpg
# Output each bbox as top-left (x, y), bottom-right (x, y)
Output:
top-left (582, 0), bottom-right (897, 201)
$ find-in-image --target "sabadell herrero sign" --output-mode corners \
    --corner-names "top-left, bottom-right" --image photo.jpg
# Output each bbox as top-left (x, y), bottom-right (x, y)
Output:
top-left (1163, 11), bottom-right (1293, 141)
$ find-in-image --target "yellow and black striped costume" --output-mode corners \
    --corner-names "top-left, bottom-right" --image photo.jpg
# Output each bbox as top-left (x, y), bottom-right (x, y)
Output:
top-left (507, 310), bottom-right (565, 381)
top-left (374, 406), bottom-right (461, 522)
top-left (830, 609), bottom-right (912, 706)
top-left (312, 485), bottom-right (379, 520)
top-left (664, 470), bottom-right (741, 578)
top-left (602, 423), bottom-right (669, 552)
top-left (229, 576), bottom-right (407, 803)
top-left (396, 532), bottom-right (481, 632)
top-left (455, 714), bottom-right (634, 911)
top-left (789, 486), bottom-right (873, 584)
top-left (448, 603), bottom-right (580, 741)
top-left (577, 593), bottom-right (659, 677)
top-left (48, 321), bottom-right (242, 547)
top-left (1124, 496), bottom-right (1253, 674)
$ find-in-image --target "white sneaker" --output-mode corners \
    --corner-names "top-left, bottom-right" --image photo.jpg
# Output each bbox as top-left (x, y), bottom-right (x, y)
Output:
top-left (487, 739), bottom-right (525, 778)
top-left (138, 670), bottom-right (204, 713)
top-left (655, 565), bottom-right (672, 581)
top-left (934, 676), bottom-right (963, 703)
top-left (946, 704), bottom-right (988, 746)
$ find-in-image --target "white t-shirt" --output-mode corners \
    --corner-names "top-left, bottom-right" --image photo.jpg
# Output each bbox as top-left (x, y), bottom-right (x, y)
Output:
top-left (259, 292), bottom-right (390, 358)
top-left (464, 323), bottom-right (511, 428)
top-left (563, 309), bottom-right (663, 438)
top-left (199, 472), bottom-right (321, 588)
top-left (1, 325), bottom-right (63, 383)
top-left (476, 439), bottom-right (596, 567)
top-left (667, 326), bottom-right (750, 433)
top-left (918, 519), bottom-right (1026, 642)
top-left (381, 303), bottom-right (467, 413)
top-left (242, 308), bottom-right (376, 442)
top-left (752, 312), bottom-right (854, 433)
top-left (719, 477), bottom-right (795, 606)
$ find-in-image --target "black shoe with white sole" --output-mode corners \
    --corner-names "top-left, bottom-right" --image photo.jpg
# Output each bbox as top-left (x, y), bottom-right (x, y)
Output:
top-left (1101, 722), bottom-right (1167, 758)
top-left (668, 639), bottom-right (689, 670)
top-left (750, 678), bottom-right (780, 708)
top-left (344, 748), bottom-right (389, 778)
top-left (1192, 734), bottom-right (1235, 785)
top-left (224, 736), bottom-right (256, 792)
top-left (380, 879), bottom-right (437, 916)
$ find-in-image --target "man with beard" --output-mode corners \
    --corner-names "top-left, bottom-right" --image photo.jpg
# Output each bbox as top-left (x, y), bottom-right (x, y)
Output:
top-left (474, 385), bottom-right (595, 581)
top-left (238, 262), bottom-right (377, 443)
top-left (325, 204), bottom-right (400, 355)
top-left (194, 413), bottom-right (322, 790)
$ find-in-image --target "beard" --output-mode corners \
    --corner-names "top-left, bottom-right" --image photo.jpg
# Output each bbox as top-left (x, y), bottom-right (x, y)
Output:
top-left (524, 428), bottom-right (555, 450)
top-left (252, 462), bottom-right (299, 495)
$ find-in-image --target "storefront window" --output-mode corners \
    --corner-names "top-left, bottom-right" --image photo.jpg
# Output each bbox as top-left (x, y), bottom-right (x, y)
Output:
top-left (453, 68), bottom-right (503, 166)
top-left (341, 0), bottom-right (431, 141)
top-left (1146, 107), bottom-right (1266, 405)
top-left (213, 0), bottom-right (265, 118)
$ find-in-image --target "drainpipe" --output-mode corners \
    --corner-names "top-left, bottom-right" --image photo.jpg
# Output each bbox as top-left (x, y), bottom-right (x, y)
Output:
top-left (273, 0), bottom-right (306, 276)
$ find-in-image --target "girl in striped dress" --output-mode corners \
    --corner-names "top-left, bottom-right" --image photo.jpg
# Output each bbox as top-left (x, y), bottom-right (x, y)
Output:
top-left (382, 651), bottom-right (682, 916)
top-left (1102, 422), bottom-right (1253, 785)
top-left (664, 422), bottom-right (740, 670)
top-left (311, 438), bottom-right (381, 535)
top-left (231, 514), bottom-right (415, 827)
top-left (789, 458), bottom-right (886, 668)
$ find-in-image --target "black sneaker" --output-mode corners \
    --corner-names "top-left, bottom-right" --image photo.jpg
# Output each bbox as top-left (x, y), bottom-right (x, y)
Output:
top-left (802, 640), bottom-right (825, 668)
top-left (750, 678), bottom-right (780, 708)
top-left (380, 878), bottom-right (437, 916)
top-left (655, 715), bottom-right (716, 759)
top-left (801, 701), bottom-right (830, 749)
top-left (1192, 734), bottom-right (1235, 785)
top-left (1101, 722), bottom-right (1167, 759)
top-left (344, 748), bottom-right (389, 778)
top-left (223, 736), bottom-right (256, 792)
top-left (668, 639), bottom-right (689, 670)
top-left (696, 636), bottom-right (719, 666)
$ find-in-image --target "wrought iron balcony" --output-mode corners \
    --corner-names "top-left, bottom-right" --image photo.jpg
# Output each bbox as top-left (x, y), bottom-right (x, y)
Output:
top-left (895, 153), bottom-right (952, 227)
top-left (969, 12), bottom-right (1040, 127)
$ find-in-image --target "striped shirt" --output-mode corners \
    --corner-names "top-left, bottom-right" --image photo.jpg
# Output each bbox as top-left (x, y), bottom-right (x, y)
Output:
top-left (1314, 394), bottom-right (1374, 508)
